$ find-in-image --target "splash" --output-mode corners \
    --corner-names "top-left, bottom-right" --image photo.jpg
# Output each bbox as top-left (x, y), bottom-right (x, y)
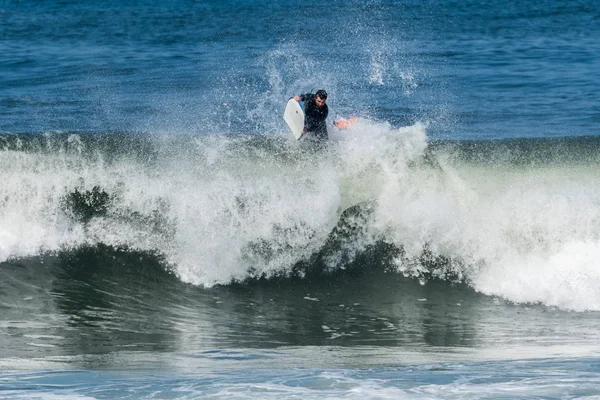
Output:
top-left (2, 127), bottom-right (600, 311)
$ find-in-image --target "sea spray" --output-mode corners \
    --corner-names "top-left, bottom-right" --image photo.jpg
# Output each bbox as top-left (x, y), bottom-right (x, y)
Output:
top-left (2, 127), bottom-right (600, 310)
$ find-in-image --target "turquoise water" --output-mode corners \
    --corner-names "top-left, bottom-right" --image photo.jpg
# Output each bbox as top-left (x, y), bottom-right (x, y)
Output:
top-left (2, 0), bottom-right (600, 398)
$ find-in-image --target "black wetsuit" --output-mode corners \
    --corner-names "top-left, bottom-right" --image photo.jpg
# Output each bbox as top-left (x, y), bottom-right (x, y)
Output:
top-left (299, 93), bottom-right (329, 140)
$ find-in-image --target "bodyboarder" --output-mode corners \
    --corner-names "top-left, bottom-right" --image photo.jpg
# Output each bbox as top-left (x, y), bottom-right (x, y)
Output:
top-left (293, 89), bottom-right (329, 140)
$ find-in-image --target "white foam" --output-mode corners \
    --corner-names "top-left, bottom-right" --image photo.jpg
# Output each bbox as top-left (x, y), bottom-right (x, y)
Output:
top-left (378, 156), bottom-right (600, 311)
top-left (3, 126), bottom-right (600, 311)
top-left (474, 241), bottom-right (600, 311)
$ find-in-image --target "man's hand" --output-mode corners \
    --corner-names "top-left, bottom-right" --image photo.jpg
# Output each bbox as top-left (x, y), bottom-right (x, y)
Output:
top-left (293, 96), bottom-right (301, 101)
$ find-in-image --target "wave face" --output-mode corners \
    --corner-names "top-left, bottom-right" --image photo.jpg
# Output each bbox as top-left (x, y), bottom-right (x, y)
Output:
top-left (2, 127), bottom-right (600, 311)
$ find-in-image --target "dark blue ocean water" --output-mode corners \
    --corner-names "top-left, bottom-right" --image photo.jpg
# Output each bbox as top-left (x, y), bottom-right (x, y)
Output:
top-left (2, 0), bottom-right (600, 398)
top-left (2, 0), bottom-right (598, 138)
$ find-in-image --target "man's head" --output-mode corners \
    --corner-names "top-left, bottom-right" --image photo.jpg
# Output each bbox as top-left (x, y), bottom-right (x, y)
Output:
top-left (315, 89), bottom-right (327, 107)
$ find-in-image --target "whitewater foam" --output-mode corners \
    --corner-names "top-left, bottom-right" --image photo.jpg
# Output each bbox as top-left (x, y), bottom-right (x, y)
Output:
top-left (2, 124), bottom-right (600, 310)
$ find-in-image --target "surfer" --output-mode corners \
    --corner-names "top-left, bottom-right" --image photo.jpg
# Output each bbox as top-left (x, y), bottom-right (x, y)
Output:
top-left (293, 89), bottom-right (329, 140)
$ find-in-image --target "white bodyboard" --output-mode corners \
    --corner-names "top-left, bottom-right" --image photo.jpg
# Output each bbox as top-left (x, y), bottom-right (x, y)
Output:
top-left (283, 99), bottom-right (305, 140)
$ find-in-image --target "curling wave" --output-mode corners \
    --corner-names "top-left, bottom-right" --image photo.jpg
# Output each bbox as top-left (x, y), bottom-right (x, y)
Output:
top-left (2, 124), bottom-right (600, 311)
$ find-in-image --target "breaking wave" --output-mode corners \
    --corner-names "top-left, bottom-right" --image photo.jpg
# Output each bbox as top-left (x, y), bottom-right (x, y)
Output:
top-left (2, 124), bottom-right (600, 311)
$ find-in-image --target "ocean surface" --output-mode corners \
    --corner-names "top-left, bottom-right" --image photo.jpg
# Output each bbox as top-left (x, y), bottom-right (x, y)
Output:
top-left (2, 0), bottom-right (600, 398)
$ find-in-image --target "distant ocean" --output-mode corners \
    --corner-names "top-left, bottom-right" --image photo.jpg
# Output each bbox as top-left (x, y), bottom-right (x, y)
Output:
top-left (2, 0), bottom-right (600, 398)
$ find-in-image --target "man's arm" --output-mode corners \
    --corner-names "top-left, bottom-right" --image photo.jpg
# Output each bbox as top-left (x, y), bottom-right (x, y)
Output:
top-left (293, 93), bottom-right (311, 102)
